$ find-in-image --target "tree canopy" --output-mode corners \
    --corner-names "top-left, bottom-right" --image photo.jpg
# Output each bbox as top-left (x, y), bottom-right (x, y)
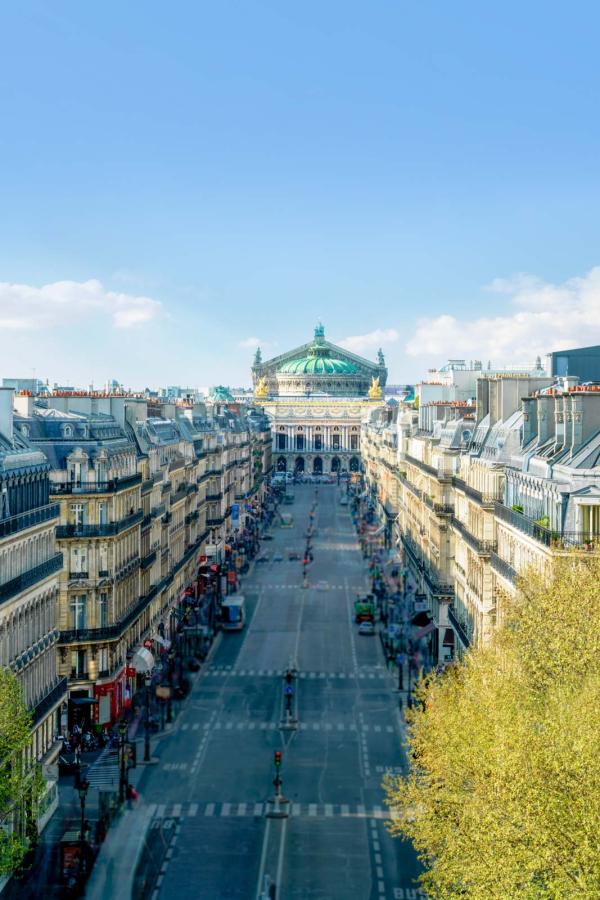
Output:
top-left (0, 668), bottom-right (38, 874)
top-left (385, 557), bottom-right (600, 899)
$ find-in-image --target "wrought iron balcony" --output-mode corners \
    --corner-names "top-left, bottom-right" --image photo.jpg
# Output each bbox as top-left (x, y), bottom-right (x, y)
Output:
top-left (422, 493), bottom-right (454, 516)
top-left (170, 485), bottom-right (189, 505)
top-left (0, 553), bottom-right (63, 605)
top-left (31, 676), bottom-right (68, 726)
top-left (448, 605), bottom-right (471, 649)
top-left (423, 565), bottom-right (454, 598)
top-left (453, 477), bottom-right (500, 506)
top-left (141, 549), bottom-right (157, 570)
top-left (51, 473), bottom-right (141, 494)
top-left (452, 517), bottom-right (497, 555)
top-left (56, 510), bottom-right (143, 539)
top-left (490, 550), bottom-right (517, 582)
top-left (0, 502), bottom-right (59, 539)
top-left (69, 571), bottom-right (89, 581)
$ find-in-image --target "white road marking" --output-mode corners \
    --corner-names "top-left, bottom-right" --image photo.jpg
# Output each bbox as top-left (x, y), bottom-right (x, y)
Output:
top-left (253, 803), bottom-right (263, 816)
top-left (172, 803), bottom-right (182, 817)
top-left (205, 803), bottom-right (215, 816)
top-left (341, 804), bottom-right (350, 816)
top-left (155, 804), bottom-right (166, 818)
top-left (221, 803), bottom-right (231, 816)
top-left (181, 723), bottom-right (189, 731)
top-left (238, 802), bottom-right (247, 816)
top-left (325, 804), bottom-right (333, 817)
top-left (188, 803), bottom-right (198, 816)
top-left (192, 723), bottom-right (200, 730)
top-left (309, 803), bottom-right (317, 816)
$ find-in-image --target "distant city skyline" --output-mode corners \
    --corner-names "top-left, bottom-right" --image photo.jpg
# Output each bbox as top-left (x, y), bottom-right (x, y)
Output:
top-left (3, 3), bottom-right (600, 386)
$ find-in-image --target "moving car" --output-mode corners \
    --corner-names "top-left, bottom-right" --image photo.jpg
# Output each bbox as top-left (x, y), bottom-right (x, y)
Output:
top-left (358, 621), bottom-right (375, 635)
top-left (273, 552), bottom-right (283, 561)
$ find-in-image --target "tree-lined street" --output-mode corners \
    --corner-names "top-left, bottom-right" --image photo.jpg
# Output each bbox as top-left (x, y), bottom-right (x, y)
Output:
top-left (126, 483), bottom-right (421, 899)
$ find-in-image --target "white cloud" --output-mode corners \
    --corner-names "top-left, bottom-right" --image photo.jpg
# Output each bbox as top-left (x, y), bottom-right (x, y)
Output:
top-left (338, 328), bottom-right (400, 353)
top-left (0, 278), bottom-right (162, 330)
top-left (406, 267), bottom-right (600, 365)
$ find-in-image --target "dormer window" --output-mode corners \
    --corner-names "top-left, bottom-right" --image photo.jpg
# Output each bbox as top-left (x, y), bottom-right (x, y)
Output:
top-left (20, 425), bottom-right (29, 438)
top-left (63, 424), bottom-right (73, 438)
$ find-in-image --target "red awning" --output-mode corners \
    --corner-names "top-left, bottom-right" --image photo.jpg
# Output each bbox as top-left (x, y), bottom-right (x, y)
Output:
top-left (413, 621), bottom-right (436, 640)
top-left (442, 627), bottom-right (455, 647)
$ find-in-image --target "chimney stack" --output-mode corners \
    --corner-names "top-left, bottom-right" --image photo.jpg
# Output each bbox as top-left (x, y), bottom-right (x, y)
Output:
top-left (0, 388), bottom-right (14, 442)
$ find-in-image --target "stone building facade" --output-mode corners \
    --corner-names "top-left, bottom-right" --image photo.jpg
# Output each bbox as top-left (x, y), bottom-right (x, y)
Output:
top-left (0, 387), bottom-right (66, 841)
top-left (253, 323), bottom-right (386, 475)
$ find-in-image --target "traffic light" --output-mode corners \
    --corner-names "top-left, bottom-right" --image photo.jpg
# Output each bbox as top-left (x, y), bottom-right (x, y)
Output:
top-left (274, 750), bottom-right (282, 769)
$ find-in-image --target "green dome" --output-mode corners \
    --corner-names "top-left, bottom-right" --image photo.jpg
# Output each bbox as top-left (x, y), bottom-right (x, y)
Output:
top-left (278, 323), bottom-right (358, 376)
top-left (279, 354), bottom-right (358, 376)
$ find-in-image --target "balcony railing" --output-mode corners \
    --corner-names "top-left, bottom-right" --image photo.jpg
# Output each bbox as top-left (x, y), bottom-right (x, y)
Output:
top-left (141, 549), bottom-right (157, 570)
top-left (454, 477), bottom-right (500, 506)
top-left (396, 472), bottom-right (422, 501)
top-left (452, 517), bottom-right (497, 555)
top-left (422, 494), bottom-right (454, 516)
top-left (0, 502), bottom-right (59, 539)
top-left (490, 550), bottom-right (517, 582)
top-left (170, 486), bottom-right (189, 505)
top-left (405, 454), bottom-right (452, 481)
top-left (448, 605), bottom-right (471, 649)
top-left (56, 510), bottom-right (143, 539)
top-left (31, 676), bottom-right (68, 726)
top-left (0, 554), bottom-right (63, 605)
top-left (60, 588), bottom-right (152, 645)
top-left (51, 473), bottom-right (142, 494)
top-left (423, 564), bottom-right (454, 598)
top-left (151, 503), bottom-right (166, 519)
top-left (69, 571), bottom-right (89, 581)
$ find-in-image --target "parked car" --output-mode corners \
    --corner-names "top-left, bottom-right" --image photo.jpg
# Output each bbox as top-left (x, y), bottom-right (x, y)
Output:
top-left (273, 552), bottom-right (283, 561)
top-left (358, 621), bottom-right (375, 635)
top-left (256, 553), bottom-right (270, 563)
top-left (288, 550), bottom-right (301, 560)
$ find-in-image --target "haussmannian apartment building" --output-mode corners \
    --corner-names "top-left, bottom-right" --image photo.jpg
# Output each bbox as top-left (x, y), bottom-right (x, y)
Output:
top-left (362, 369), bottom-right (600, 662)
top-left (0, 386), bottom-right (271, 865)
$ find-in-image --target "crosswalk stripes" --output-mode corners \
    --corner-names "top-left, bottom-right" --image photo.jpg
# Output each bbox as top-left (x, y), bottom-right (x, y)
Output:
top-left (150, 802), bottom-right (394, 820)
top-left (85, 749), bottom-right (119, 789)
top-left (204, 666), bottom-right (389, 680)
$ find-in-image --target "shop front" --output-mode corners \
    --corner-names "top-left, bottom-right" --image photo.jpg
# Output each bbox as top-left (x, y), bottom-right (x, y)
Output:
top-left (93, 665), bottom-right (136, 726)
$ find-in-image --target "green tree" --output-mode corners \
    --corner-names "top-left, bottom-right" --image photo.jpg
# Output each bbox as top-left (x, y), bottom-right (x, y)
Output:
top-left (385, 557), bottom-right (600, 899)
top-left (0, 669), bottom-right (40, 874)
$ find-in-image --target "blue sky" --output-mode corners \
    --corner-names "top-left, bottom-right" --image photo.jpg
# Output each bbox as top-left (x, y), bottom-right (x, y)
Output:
top-left (2, 1), bottom-right (600, 388)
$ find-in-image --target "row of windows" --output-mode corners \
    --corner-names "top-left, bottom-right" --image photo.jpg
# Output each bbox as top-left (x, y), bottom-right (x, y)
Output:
top-left (277, 434), bottom-right (359, 451)
top-left (0, 530), bottom-right (55, 586)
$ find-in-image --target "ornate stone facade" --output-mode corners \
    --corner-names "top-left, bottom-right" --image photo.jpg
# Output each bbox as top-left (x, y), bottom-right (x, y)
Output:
top-left (253, 324), bottom-right (387, 475)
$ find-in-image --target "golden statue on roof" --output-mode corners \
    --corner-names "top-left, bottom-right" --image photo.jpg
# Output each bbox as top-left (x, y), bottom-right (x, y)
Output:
top-left (368, 376), bottom-right (383, 400)
top-left (254, 376), bottom-right (269, 399)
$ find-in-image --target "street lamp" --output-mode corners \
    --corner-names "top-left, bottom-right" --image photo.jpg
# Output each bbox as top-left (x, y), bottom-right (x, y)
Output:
top-left (77, 776), bottom-right (90, 880)
top-left (166, 650), bottom-right (174, 723)
top-left (144, 671), bottom-right (152, 763)
top-left (119, 720), bottom-right (128, 804)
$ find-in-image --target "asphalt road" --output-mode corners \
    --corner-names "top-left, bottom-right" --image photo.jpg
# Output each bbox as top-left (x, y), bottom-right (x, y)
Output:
top-left (133, 484), bottom-right (423, 900)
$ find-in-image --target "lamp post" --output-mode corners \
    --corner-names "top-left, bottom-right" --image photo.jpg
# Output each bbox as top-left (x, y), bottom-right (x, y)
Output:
top-left (166, 650), bottom-right (174, 723)
top-left (77, 776), bottom-right (90, 880)
top-left (119, 720), bottom-right (128, 804)
top-left (144, 671), bottom-right (152, 763)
